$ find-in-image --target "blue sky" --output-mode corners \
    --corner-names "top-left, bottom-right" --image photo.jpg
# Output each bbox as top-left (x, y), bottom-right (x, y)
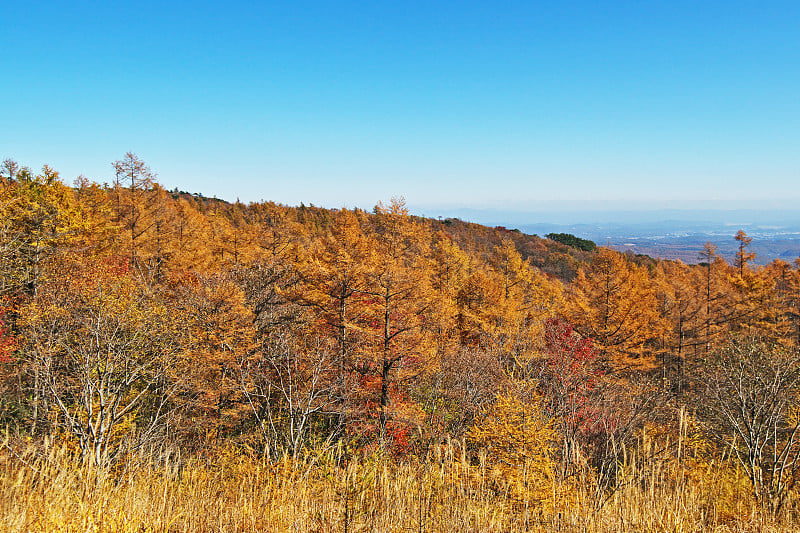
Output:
top-left (2, 1), bottom-right (799, 220)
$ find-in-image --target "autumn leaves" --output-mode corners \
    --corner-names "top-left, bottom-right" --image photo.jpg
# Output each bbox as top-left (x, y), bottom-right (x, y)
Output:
top-left (2, 156), bottom-right (800, 492)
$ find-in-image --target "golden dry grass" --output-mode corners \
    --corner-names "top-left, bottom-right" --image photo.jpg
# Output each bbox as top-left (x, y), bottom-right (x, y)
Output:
top-left (0, 438), bottom-right (797, 533)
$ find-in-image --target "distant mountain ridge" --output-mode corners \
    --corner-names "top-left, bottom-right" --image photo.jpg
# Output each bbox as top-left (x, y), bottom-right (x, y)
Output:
top-left (515, 220), bottom-right (800, 265)
top-left (412, 207), bottom-right (800, 265)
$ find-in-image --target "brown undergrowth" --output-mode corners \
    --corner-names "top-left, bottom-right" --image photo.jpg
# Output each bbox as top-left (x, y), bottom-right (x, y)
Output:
top-left (1, 433), bottom-right (797, 533)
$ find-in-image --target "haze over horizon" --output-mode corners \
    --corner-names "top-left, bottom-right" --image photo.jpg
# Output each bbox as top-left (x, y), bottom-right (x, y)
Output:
top-left (2, 1), bottom-right (799, 215)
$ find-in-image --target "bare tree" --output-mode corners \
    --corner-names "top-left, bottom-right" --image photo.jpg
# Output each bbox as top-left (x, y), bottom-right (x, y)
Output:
top-left (422, 346), bottom-right (506, 442)
top-left (585, 378), bottom-right (666, 508)
top-left (21, 267), bottom-right (178, 471)
top-left (694, 336), bottom-right (800, 515)
top-left (238, 332), bottom-right (338, 458)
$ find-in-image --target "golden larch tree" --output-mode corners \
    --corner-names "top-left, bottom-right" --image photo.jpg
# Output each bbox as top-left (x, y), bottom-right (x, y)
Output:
top-left (565, 248), bottom-right (664, 372)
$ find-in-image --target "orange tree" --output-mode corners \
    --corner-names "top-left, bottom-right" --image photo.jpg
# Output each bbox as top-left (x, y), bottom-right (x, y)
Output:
top-left (655, 259), bottom-right (707, 387)
top-left (564, 248), bottom-right (664, 373)
top-left (488, 236), bottom-right (563, 369)
top-left (289, 208), bottom-right (374, 372)
top-left (355, 198), bottom-right (436, 445)
top-left (173, 271), bottom-right (257, 443)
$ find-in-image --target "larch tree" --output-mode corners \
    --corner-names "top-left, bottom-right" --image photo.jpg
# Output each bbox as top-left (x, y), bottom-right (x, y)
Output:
top-left (428, 231), bottom-right (470, 357)
top-left (143, 185), bottom-right (181, 279)
top-left (290, 208), bottom-right (373, 372)
top-left (72, 175), bottom-right (116, 256)
top-left (696, 242), bottom-right (734, 353)
top-left (729, 266), bottom-right (781, 338)
top-left (734, 229), bottom-right (756, 277)
top-left (0, 165), bottom-right (86, 298)
top-left (488, 236), bottom-right (563, 369)
top-left (767, 259), bottom-right (800, 346)
top-left (170, 196), bottom-right (215, 273)
top-left (244, 202), bottom-right (297, 259)
top-left (564, 248), bottom-right (664, 372)
top-left (456, 265), bottom-right (504, 348)
top-left (725, 233), bottom-right (780, 339)
top-left (358, 198), bottom-right (436, 443)
top-left (655, 259), bottom-right (706, 386)
top-left (175, 271), bottom-right (257, 442)
top-left (112, 153), bottom-right (158, 270)
top-left (468, 392), bottom-right (556, 508)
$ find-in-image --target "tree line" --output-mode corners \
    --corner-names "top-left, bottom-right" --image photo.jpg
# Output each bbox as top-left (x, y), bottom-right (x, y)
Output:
top-left (1, 154), bottom-right (799, 517)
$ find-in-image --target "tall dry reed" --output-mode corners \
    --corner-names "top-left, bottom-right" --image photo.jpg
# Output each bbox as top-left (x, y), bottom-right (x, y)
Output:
top-left (0, 433), bottom-right (797, 532)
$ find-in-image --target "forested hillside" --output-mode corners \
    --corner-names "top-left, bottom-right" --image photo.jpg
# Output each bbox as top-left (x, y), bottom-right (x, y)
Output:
top-left (2, 155), bottom-right (800, 531)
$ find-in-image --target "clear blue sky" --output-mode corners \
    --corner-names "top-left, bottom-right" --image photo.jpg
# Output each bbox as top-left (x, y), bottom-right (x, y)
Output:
top-left (2, 1), bottom-right (799, 219)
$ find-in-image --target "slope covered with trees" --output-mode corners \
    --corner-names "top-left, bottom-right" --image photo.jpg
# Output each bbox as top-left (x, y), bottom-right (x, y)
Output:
top-left (1, 154), bottom-right (800, 531)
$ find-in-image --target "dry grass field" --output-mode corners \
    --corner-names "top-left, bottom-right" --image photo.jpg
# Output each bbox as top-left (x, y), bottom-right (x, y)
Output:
top-left (1, 436), bottom-right (797, 533)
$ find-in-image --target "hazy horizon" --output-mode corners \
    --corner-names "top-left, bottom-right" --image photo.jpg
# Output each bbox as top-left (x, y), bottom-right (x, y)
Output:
top-left (3, 1), bottom-right (799, 213)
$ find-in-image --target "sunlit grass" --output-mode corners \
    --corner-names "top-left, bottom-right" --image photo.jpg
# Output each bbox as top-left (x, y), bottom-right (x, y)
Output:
top-left (0, 437), bottom-right (796, 532)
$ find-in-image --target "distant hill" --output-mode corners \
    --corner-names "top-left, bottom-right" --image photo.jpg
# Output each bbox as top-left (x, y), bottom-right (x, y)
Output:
top-left (411, 207), bottom-right (800, 265)
top-left (513, 217), bottom-right (800, 265)
top-left (516, 221), bottom-right (800, 265)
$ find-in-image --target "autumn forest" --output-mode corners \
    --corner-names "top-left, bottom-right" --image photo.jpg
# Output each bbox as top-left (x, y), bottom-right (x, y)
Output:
top-left (2, 154), bottom-right (800, 532)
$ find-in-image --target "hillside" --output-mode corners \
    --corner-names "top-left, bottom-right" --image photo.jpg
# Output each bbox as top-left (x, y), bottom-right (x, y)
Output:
top-left (1, 156), bottom-right (800, 531)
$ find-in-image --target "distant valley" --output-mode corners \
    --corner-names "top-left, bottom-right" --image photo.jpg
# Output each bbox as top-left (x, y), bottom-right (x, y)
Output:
top-left (518, 219), bottom-right (800, 265)
top-left (430, 207), bottom-right (800, 265)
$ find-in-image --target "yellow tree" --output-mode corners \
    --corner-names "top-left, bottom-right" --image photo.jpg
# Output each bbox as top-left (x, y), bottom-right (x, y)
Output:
top-left (108, 182), bottom-right (184, 280)
top-left (18, 256), bottom-right (177, 468)
top-left (72, 175), bottom-right (116, 256)
top-left (168, 196), bottom-right (215, 273)
top-left (428, 231), bottom-right (470, 357)
top-left (456, 265), bottom-right (504, 347)
top-left (488, 237), bottom-right (563, 366)
top-left (358, 198), bottom-right (436, 441)
top-left (729, 270), bottom-right (777, 336)
top-left (793, 258), bottom-right (800, 346)
top-left (1, 166), bottom-right (114, 436)
top-left (726, 232), bottom-right (780, 339)
top-left (766, 259), bottom-right (800, 347)
top-left (175, 271), bottom-right (256, 442)
top-left (734, 229), bottom-right (756, 277)
top-left (565, 248), bottom-right (664, 372)
top-left (142, 185), bottom-right (183, 278)
top-left (468, 392), bottom-right (556, 507)
top-left (695, 242), bottom-right (737, 352)
top-left (289, 208), bottom-right (373, 372)
top-left (0, 165), bottom-right (86, 297)
top-left (0, 170), bottom-right (23, 298)
top-left (243, 201), bottom-right (298, 259)
top-left (203, 201), bottom-right (254, 267)
top-left (112, 152), bottom-right (158, 269)
top-left (218, 201), bottom-right (254, 265)
top-left (655, 259), bottom-right (706, 384)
